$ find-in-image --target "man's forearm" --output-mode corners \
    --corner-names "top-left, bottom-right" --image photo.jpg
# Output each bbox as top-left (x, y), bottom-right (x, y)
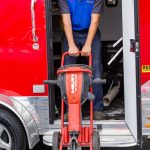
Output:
top-left (61, 14), bottom-right (79, 56)
top-left (62, 14), bottom-right (75, 47)
top-left (85, 14), bottom-right (100, 46)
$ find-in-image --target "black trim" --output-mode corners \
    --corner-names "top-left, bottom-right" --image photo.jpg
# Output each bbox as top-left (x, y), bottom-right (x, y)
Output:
top-left (45, 0), bottom-right (55, 124)
top-left (134, 0), bottom-right (143, 148)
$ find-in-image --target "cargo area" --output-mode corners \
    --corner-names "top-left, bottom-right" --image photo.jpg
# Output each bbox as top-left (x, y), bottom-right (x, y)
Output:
top-left (49, 0), bottom-right (124, 122)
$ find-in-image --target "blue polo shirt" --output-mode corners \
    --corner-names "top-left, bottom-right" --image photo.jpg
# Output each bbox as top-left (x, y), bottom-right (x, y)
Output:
top-left (59, 0), bottom-right (103, 31)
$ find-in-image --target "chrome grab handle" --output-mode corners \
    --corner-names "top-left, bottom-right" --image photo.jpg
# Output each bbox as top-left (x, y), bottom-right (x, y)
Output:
top-left (113, 37), bottom-right (123, 48)
top-left (31, 0), bottom-right (38, 42)
top-left (107, 37), bottom-right (123, 65)
top-left (108, 47), bottom-right (123, 65)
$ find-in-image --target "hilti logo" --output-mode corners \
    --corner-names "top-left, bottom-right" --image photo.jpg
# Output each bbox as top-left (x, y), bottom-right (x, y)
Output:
top-left (71, 74), bottom-right (77, 94)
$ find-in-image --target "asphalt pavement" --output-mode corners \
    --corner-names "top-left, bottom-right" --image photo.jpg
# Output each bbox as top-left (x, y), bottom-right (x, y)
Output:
top-left (32, 140), bottom-right (150, 150)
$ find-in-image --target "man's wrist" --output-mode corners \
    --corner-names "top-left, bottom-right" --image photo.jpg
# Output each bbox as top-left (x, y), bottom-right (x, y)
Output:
top-left (84, 41), bottom-right (92, 47)
top-left (68, 42), bottom-right (76, 47)
top-left (68, 38), bottom-right (75, 47)
top-left (85, 37), bottom-right (92, 46)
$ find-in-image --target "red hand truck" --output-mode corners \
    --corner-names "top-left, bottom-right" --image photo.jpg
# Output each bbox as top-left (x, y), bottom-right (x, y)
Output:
top-left (44, 52), bottom-right (106, 150)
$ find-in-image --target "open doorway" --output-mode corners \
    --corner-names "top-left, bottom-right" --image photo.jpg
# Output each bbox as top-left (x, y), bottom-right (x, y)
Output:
top-left (45, 0), bottom-right (141, 146)
top-left (49, 0), bottom-right (124, 121)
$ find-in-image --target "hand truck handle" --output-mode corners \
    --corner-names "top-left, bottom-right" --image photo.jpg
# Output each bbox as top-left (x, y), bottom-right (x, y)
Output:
top-left (61, 52), bottom-right (92, 67)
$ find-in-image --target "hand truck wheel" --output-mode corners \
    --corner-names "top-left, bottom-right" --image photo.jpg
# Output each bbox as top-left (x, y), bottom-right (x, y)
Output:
top-left (93, 130), bottom-right (100, 150)
top-left (52, 132), bottom-right (61, 150)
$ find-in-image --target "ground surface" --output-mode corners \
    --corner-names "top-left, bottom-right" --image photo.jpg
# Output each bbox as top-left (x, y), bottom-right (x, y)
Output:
top-left (32, 140), bottom-right (149, 150)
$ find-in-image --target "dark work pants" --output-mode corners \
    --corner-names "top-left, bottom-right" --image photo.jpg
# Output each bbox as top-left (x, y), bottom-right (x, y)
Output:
top-left (63, 30), bottom-right (103, 111)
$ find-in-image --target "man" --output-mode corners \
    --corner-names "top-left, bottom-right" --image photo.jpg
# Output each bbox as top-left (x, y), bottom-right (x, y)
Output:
top-left (59, 0), bottom-right (104, 120)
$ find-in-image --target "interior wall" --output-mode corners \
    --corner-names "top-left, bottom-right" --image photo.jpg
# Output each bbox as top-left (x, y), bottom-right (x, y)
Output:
top-left (99, 0), bottom-right (122, 41)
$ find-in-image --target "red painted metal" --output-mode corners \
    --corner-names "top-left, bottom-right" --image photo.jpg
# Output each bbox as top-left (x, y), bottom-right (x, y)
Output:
top-left (61, 52), bottom-right (92, 67)
top-left (64, 127), bottom-right (68, 143)
top-left (58, 52), bottom-right (94, 149)
top-left (60, 99), bottom-right (64, 150)
top-left (0, 0), bottom-right (48, 96)
top-left (90, 87), bottom-right (93, 150)
top-left (68, 104), bottom-right (81, 132)
top-left (59, 66), bottom-right (89, 133)
top-left (84, 127), bottom-right (89, 143)
top-left (57, 69), bottom-right (92, 75)
top-left (139, 0), bottom-right (150, 84)
top-left (61, 127), bottom-right (94, 147)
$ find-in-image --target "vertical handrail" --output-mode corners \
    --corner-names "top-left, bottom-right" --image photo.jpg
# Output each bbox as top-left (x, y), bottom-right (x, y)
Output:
top-left (31, 0), bottom-right (38, 42)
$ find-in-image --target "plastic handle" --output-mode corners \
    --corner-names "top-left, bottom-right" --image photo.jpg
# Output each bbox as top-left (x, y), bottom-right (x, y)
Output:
top-left (92, 78), bottom-right (106, 84)
top-left (61, 52), bottom-right (92, 67)
top-left (44, 80), bottom-right (57, 85)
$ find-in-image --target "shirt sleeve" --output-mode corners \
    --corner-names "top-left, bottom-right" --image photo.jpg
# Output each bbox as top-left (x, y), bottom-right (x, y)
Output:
top-left (58, 0), bottom-right (70, 14)
top-left (92, 0), bottom-right (104, 14)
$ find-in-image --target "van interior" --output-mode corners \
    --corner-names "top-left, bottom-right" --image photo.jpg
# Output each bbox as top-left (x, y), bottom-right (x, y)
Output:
top-left (50, 0), bottom-right (124, 121)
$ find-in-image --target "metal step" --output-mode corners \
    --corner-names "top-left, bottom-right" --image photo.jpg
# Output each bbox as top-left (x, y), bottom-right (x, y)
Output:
top-left (43, 120), bottom-right (137, 147)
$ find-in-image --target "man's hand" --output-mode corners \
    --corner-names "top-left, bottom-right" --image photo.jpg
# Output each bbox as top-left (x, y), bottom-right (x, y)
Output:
top-left (69, 44), bottom-right (79, 57)
top-left (81, 44), bottom-right (92, 56)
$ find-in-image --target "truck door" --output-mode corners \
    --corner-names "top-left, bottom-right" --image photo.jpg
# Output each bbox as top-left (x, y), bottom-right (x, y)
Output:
top-left (139, 0), bottom-right (150, 137)
top-left (0, 0), bottom-right (48, 96)
top-left (122, 0), bottom-right (142, 145)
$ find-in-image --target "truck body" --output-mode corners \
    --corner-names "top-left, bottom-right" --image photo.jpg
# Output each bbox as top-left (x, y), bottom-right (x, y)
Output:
top-left (0, 0), bottom-right (150, 149)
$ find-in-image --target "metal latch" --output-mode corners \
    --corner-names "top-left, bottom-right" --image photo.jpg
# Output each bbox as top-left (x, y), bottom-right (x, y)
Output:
top-left (130, 39), bottom-right (136, 52)
top-left (130, 39), bottom-right (139, 53)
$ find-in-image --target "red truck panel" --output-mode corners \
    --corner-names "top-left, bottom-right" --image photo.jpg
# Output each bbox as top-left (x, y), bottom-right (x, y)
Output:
top-left (139, 0), bottom-right (150, 84)
top-left (0, 0), bottom-right (48, 96)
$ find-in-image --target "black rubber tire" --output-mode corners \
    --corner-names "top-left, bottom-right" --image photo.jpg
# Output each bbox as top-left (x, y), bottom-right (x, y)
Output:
top-left (93, 130), bottom-right (100, 150)
top-left (0, 108), bottom-right (27, 150)
top-left (52, 131), bottom-right (61, 150)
